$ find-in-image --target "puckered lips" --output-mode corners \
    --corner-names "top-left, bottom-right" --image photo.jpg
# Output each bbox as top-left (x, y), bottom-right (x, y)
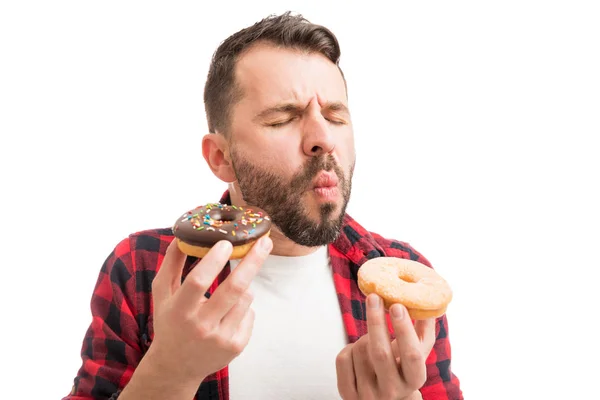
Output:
top-left (310, 171), bottom-right (339, 202)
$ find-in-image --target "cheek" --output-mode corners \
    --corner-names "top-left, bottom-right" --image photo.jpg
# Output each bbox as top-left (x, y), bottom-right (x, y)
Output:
top-left (336, 133), bottom-right (356, 171)
top-left (236, 133), bottom-right (293, 171)
top-left (251, 148), bottom-right (299, 179)
top-left (267, 138), bottom-right (305, 174)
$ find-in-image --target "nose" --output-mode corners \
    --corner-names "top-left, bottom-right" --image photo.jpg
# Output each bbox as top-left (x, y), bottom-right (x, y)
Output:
top-left (302, 104), bottom-right (335, 157)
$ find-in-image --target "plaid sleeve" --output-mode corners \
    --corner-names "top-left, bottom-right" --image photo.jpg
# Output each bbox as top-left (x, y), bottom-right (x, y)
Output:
top-left (371, 234), bottom-right (463, 400)
top-left (63, 237), bottom-right (141, 399)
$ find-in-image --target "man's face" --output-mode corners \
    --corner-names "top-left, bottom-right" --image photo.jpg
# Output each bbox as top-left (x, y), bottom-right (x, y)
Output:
top-left (228, 43), bottom-right (356, 247)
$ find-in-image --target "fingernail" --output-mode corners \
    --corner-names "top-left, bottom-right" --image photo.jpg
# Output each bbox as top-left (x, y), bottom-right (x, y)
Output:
top-left (259, 236), bottom-right (272, 252)
top-left (218, 240), bottom-right (232, 251)
top-left (391, 304), bottom-right (405, 320)
top-left (367, 294), bottom-right (380, 309)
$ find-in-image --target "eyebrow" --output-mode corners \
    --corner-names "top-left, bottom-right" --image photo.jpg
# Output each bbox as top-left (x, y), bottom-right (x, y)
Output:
top-left (254, 101), bottom-right (350, 120)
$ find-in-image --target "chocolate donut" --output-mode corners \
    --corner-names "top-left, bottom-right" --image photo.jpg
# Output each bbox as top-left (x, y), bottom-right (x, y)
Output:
top-left (172, 203), bottom-right (272, 259)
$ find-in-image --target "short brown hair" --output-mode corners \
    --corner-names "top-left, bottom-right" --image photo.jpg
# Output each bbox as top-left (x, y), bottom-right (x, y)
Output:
top-left (203, 11), bottom-right (344, 135)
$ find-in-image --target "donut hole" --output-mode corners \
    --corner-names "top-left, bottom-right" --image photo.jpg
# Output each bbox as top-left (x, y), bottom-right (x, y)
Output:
top-left (210, 210), bottom-right (238, 223)
top-left (398, 272), bottom-right (418, 284)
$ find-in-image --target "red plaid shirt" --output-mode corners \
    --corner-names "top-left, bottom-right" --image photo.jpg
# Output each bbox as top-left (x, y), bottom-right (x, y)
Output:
top-left (64, 191), bottom-right (462, 399)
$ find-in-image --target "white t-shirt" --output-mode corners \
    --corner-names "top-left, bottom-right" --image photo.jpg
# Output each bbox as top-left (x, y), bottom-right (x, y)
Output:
top-left (227, 246), bottom-right (348, 399)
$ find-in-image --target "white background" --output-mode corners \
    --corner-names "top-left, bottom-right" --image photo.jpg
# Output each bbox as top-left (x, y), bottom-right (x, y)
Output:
top-left (1, 1), bottom-right (599, 399)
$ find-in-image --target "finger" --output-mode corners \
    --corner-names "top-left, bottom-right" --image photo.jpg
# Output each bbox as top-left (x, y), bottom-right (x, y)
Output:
top-left (173, 240), bottom-right (233, 309)
top-left (352, 338), bottom-right (377, 398)
top-left (366, 294), bottom-right (400, 387)
top-left (390, 304), bottom-right (427, 389)
top-left (220, 289), bottom-right (254, 337)
top-left (152, 238), bottom-right (187, 308)
top-left (203, 236), bottom-right (272, 321)
top-left (415, 318), bottom-right (436, 358)
top-left (391, 338), bottom-right (400, 361)
top-left (335, 343), bottom-right (358, 400)
top-left (393, 319), bottom-right (434, 358)
top-left (229, 306), bottom-right (255, 354)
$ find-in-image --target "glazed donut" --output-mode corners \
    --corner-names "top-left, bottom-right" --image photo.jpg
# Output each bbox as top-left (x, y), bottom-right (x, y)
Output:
top-left (357, 257), bottom-right (452, 320)
top-left (172, 203), bottom-right (272, 259)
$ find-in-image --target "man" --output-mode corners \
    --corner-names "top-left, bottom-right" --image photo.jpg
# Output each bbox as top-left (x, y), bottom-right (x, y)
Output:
top-left (64, 12), bottom-right (462, 400)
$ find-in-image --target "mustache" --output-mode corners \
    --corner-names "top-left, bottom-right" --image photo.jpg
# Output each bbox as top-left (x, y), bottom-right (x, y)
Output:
top-left (290, 154), bottom-right (343, 190)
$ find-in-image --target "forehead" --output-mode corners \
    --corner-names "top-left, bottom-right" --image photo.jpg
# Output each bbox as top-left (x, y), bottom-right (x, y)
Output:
top-left (234, 43), bottom-right (347, 108)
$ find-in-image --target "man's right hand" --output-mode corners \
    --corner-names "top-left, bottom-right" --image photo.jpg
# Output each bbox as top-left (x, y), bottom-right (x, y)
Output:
top-left (120, 235), bottom-right (272, 399)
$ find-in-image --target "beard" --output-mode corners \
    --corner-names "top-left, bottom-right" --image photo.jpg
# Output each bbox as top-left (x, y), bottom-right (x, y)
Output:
top-left (230, 148), bottom-right (354, 247)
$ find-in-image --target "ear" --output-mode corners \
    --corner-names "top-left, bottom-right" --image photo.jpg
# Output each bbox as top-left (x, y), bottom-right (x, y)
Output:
top-left (202, 133), bottom-right (237, 183)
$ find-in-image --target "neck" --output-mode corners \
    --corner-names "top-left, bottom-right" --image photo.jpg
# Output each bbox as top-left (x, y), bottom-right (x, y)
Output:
top-left (228, 184), bottom-right (321, 257)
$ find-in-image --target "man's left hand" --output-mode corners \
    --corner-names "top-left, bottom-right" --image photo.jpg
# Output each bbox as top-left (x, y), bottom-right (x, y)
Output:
top-left (335, 294), bottom-right (435, 400)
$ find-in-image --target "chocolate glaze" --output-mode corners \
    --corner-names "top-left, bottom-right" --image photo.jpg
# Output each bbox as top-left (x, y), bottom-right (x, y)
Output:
top-left (172, 203), bottom-right (271, 247)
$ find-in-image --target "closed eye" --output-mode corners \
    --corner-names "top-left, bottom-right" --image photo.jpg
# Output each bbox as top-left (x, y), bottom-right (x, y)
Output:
top-left (268, 116), bottom-right (298, 128)
top-left (268, 116), bottom-right (346, 128)
top-left (269, 120), bottom-right (291, 128)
